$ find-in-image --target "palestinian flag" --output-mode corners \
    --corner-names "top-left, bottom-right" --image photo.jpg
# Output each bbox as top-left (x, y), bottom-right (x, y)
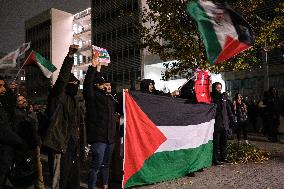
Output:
top-left (24, 51), bottom-right (57, 78)
top-left (187, 0), bottom-right (254, 65)
top-left (123, 92), bottom-right (216, 188)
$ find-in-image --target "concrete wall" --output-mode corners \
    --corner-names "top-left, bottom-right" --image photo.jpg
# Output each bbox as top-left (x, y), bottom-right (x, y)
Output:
top-left (51, 8), bottom-right (73, 85)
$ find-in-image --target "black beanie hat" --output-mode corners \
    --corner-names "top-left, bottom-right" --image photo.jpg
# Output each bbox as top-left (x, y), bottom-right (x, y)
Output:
top-left (93, 76), bottom-right (106, 85)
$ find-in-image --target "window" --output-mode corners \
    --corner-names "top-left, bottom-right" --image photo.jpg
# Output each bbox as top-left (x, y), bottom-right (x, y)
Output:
top-left (74, 54), bottom-right (78, 65)
top-left (79, 70), bottom-right (84, 79)
top-left (79, 55), bottom-right (83, 64)
top-left (73, 24), bottom-right (78, 34)
top-left (78, 40), bottom-right (83, 48)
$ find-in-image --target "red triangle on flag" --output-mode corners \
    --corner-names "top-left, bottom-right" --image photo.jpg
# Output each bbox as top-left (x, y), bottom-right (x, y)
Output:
top-left (215, 35), bottom-right (251, 64)
top-left (123, 92), bottom-right (167, 188)
top-left (23, 51), bottom-right (36, 66)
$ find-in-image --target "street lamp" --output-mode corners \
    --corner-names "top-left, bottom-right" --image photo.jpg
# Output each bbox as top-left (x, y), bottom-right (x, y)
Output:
top-left (264, 41), bottom-right (269, 90)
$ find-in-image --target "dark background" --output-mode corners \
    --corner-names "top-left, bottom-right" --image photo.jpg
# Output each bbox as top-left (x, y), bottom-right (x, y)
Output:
top-left (0, 0), bottom-right (90, 53)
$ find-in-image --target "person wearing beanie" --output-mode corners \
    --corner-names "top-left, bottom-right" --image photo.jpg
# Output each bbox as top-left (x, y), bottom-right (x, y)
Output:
top-left (83, 52), bottom-right (118, 189)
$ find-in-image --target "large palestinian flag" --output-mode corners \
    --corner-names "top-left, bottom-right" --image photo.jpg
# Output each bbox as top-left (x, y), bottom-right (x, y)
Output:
top-left (123, 92), bottom-right (216, 188)
top-left (187, 0), bottom-right (254, 65)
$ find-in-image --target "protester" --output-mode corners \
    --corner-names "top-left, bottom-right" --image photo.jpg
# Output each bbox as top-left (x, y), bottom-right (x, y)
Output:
top-left (140, 79), bottom-right (179, 97)
top-left (211, 82), bottom-right (233, 165)
top-left (247, 95), bottom-right (260, 132)
top-left (14, 95), bottom-right (40, 148)
top-left (0, 76), bottom-right (26, 189)
top-left (2, 80), bottom-right (17, 122)
top-left (233, 93), bottom-right (249, 144)
top-left (44, 45), bottom-right (85, 189)
top-left (262, 87), bottom-right (280, 142)
top-left (178, 79), bottom-right (197, 103)
top-left (223, 92), bottom-right (235, 140)
top-left (8, 95), bottom-right (43, 187)
top-left (83, 52), bottom-right (118, 189)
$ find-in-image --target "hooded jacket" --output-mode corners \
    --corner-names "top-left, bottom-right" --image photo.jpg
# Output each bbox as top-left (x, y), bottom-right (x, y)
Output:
top-left (83, 66), bottom-right (117, 144)
top-left (44, 56), bottom-right (84, 152)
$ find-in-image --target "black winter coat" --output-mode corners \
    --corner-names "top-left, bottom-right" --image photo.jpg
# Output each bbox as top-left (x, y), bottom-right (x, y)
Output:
top-left (44, 56), bottom-right (84, 152)
top-left (13, 108), bottom-right (40, 149)
top-left (83, 66), bottom-right (117, 144)
top-left (0, 101), bottom-right (26, 149)
top-left (211, 92), bottom-right (233, 132)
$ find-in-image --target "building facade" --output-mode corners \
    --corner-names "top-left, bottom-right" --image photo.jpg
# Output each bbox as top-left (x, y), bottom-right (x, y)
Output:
top-left (25, 8), bottom-right (73, 103)
top-left (91, 0), bottom-right (141, 90)
top-left (72, 8), bottom-right (92, 90)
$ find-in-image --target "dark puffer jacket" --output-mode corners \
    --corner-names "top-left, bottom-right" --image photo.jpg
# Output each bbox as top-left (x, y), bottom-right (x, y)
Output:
top-left (211, 92), bottom-right (233, 132)
top-left (83, 66), bottom-right (117, 144)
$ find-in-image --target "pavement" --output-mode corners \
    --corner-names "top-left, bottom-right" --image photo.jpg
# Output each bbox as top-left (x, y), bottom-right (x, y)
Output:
top-left (5, 119), bottom-right (284, 189)
top-left (135, 134), bottom-right (284, 189)
top-left (134, 119), bottom-right (284, 189)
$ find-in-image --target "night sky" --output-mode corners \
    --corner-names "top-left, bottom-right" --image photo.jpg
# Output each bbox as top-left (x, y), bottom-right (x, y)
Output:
top-left (0, 0), bottom-right (90, 53)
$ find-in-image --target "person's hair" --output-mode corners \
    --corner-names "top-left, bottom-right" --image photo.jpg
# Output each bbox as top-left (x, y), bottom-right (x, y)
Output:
top-left (212, 82), bottom-right (222, 93)
top-left (17, 94), bottom-right (27, 99)
top-left (269, 86), bottom-right (278, 98)
top-left (140, 79), bottom-right (155, 93)
top-left (233, 92), bottom-right (242, 102)
top-left (213, 82), bottom-right (222, 87)
top-left (0, 75), bottom-right (4, 81)
top-left (0, 76), bottom-right (8, 90)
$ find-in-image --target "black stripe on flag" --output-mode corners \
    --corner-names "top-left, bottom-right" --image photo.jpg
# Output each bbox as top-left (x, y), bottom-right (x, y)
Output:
top-left (130, 92), bottom-right (216, 126)
top-left (227, 7), bottom-right (254, 45)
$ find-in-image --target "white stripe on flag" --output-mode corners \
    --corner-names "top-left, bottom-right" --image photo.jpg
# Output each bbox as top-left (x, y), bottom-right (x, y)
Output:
top-left (37, 63), bottom-right (53, 78)
top-left (199, 0), bottom-right (238, 48)
top-left (156, 119), bottom-right (215, 152)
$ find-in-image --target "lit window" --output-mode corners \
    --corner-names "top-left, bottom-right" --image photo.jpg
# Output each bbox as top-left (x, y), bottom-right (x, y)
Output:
top-left (79, 85), bottom-right (83, 89)
top-left (79, 70), bottom-right (83, 79)
top-left (78, 25), bottom-right (83, 33)
top-left (74, 54), bottom-right (78, 65)
top-left (78, 40), bottom-right (83, 48)
top-left (73, 24), bottom-right (78, 34)
top-left (79, 55), bottom-right (83, 64)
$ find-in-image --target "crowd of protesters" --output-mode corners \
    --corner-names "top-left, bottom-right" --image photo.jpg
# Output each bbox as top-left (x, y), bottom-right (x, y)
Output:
top-left (0, 44), bottom-right (283, 189)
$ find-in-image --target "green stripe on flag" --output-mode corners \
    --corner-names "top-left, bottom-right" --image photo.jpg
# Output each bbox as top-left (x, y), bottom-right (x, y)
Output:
top-left (125, 141), bottom-right (213, 188)
top-left (35, 51), bottom-right (56, 72)
top-left (187, 1), bottom-right (222, 64)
